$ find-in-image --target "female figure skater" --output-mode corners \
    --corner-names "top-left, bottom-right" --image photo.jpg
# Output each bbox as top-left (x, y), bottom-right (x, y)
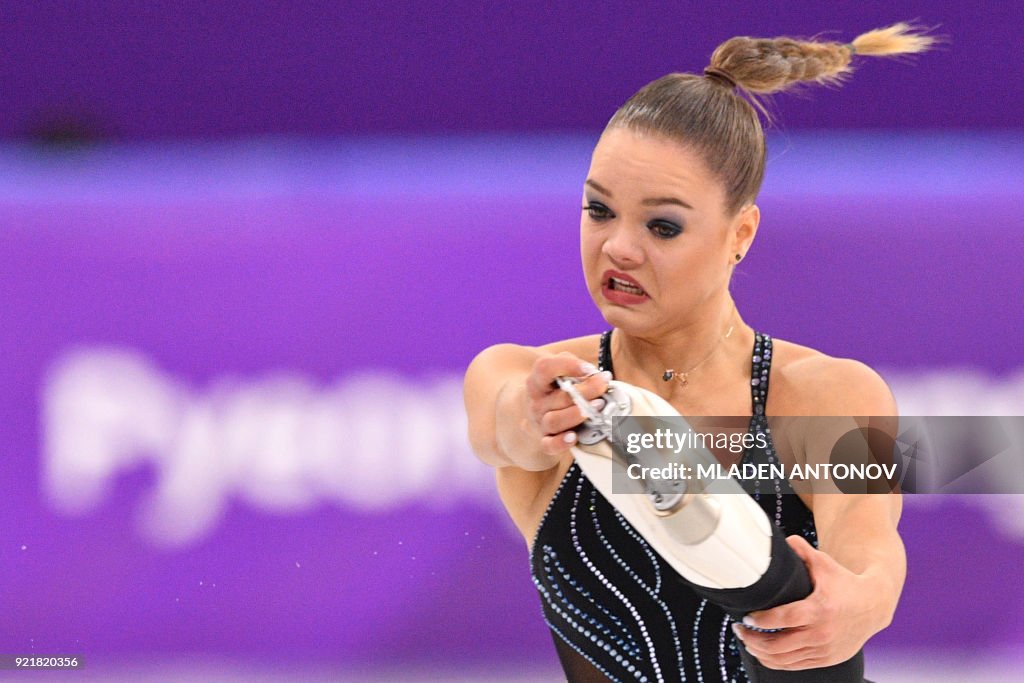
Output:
top-left (465, 23), bottom-right (931, 683)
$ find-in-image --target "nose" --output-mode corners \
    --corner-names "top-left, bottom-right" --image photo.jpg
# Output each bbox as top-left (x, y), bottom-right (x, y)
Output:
top-left (601, 224), bottom-right (644, 267)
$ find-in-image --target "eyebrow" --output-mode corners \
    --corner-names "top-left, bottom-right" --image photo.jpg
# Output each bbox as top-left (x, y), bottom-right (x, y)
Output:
top-left (584, 179), bottom-right (693, 210)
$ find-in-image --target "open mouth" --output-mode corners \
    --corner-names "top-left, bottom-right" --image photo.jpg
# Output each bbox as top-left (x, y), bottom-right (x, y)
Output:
top-left (607, 276), bottom-right (647, 297)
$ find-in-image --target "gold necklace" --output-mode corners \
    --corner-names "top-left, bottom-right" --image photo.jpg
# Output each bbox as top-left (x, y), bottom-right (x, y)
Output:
top-left (661, 321), bottom-right (735, 387)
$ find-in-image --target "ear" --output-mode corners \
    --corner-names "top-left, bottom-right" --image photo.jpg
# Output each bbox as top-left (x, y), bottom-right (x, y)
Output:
top-left (731, 204), bottom-right (759, 259)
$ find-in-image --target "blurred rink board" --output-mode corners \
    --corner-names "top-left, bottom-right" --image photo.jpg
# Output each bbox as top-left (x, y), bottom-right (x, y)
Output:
top-left (1, 133), bottom-right (1023, 677)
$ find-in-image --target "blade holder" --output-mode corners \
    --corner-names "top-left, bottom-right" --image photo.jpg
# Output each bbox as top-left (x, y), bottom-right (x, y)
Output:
top-left (556, 378), bottom-right (688, 512)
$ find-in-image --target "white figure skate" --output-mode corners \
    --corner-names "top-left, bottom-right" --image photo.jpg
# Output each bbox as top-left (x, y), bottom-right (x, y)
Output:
top-left (557, 377), bottom-right (774, 589)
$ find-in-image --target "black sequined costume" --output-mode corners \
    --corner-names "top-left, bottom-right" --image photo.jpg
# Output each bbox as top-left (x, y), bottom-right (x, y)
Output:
top-left (530, 331), bottom-right (822, 682)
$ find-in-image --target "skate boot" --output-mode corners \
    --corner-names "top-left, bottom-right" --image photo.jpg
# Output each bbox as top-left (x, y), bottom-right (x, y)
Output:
top-left (557, 377), bottom-right (773, 589)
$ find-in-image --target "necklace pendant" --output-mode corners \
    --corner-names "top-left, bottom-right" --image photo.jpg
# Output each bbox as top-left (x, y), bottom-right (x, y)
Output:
top-left (662, 370), bottom-right (674, 382)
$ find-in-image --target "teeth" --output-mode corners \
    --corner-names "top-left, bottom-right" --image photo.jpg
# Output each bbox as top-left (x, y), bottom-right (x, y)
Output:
top-left (610, 277), bottom-right (645, 295)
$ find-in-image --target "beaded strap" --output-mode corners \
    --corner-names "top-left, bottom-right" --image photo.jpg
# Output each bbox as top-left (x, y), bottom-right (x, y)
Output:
top-left (749, 333), bottom-right (773, 416)
top-left (599, 330), bottom-right (614, 373)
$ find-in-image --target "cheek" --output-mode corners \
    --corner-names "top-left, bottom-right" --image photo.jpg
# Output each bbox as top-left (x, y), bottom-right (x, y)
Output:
top-left (580, 227), bottom-right (602, 264)
top-left (654, 245), bottom-right (719, 293)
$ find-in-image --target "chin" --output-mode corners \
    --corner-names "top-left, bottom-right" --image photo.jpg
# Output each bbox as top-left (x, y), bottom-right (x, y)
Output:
top-left (594, 301), bottom-right (657, 335)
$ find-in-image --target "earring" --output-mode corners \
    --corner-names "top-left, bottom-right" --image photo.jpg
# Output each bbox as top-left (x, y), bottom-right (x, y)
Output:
top-left (734, 254), bottom-right (742, 262)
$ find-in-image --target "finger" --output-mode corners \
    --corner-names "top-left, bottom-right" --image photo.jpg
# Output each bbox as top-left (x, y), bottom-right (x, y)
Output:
top-left (747, 647), bottom-right (823, 671)
top-left (743, 597), bottom-right (815, 631)
top-left (529, 376), bottom-right (613, 430)
top-left (530, 388), bottom-right (575, 416)
top-left (732, 624), bottom-right (815, 655)
top-left (573, 370), bottom-right (614, 400)
top-left (785, 534), bottom-right (820, 567)
top-left (759, 652), bottom-right (831, 671)
top-left (744, 537), bottom-right (831, 631)
top-left (541, 431), bottom-right (579, 456)
top-left (526, 355), bottom-right (597, 398)
top-left (535, 370), bottom-right (611, 413)
top-left (554, 351), bottom-right (601, 380)
top-left (540, 404), bottom-right (593, 436)
top-left (779, 659), bottom-right (828, 672)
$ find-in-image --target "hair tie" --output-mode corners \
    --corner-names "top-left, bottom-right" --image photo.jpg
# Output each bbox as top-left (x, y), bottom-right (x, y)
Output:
top-left (845, 42), bottom-right (857, 55)
top-left (703, 67), bottom-right (738, 89)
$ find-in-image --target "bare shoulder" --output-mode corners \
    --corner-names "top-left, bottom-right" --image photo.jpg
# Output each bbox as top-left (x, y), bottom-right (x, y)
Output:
top-left (538, 333), bottom-right (604, 365)
top-left (467, 333), bottom-right (603, 371)
top-left (768, 337), bottom-right (897, 416)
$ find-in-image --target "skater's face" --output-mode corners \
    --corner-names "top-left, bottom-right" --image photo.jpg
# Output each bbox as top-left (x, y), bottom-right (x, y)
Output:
top-left (580, 127), bottom-right (758, 335)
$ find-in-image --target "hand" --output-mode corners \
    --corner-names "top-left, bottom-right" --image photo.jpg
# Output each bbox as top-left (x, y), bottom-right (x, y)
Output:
top-left (524, 352), bottom-right (612, 456)
top-left (730, 535), bottom-right (883, 671)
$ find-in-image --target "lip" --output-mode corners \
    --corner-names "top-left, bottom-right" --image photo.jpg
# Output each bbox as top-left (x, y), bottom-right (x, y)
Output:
top-left (601, 269), bottom-right (649, 306)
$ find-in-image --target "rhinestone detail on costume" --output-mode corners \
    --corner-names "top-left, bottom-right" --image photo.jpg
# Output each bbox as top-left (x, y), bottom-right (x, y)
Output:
top-left (529, 331), bottom-right (819, 682)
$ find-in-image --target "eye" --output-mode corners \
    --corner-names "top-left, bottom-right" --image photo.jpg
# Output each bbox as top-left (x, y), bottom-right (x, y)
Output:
top-left (582, 202), bottom-right (614, 221)
top-left (648, 220), bottom-right (683, 239)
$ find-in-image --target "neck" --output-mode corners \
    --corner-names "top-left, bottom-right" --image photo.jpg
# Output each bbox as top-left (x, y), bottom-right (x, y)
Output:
top-left (611, 295), bottom-right (752, 394)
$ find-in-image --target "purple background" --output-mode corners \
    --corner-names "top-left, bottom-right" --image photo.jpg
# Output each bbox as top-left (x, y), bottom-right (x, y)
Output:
top-left (3, 135), bottom-right (1023, 676)
top-left (0, 1), bottom-right (1021, 139)
top-left (2, 2), bottom-right (1024, 680)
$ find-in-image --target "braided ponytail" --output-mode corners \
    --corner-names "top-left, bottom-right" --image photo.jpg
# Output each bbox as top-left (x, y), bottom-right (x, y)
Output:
top-left (849, 22), bottom-right (936, 57)
top-left (607, 22), bottom-right (935, 215)
top-left (707, 23), bottom-right (935, 94)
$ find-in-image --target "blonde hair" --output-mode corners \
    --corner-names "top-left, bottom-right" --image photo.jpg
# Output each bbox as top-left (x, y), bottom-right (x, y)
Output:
top-left (607, 23), bottom-right (936, 214)
top-left (709, 22), bottom-right (935, 93)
